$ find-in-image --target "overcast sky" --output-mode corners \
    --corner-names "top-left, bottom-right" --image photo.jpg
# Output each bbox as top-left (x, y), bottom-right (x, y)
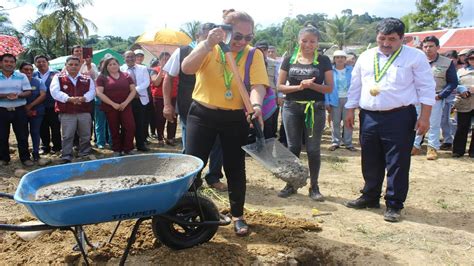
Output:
top-left (5, 0), bottom-right (474, 38)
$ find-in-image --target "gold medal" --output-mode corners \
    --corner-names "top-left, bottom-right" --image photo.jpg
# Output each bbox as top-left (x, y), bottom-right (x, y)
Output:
top-left (370, 85), bottom-right (380, 96)
top-left (224, 90), bottom-right (233, 100)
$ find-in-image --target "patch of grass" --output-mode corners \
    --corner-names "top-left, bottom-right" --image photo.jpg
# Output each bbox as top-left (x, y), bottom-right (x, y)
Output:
top-left (355, 224), bottom-right (369, 235)
top-left (322, 155), bottom-right (348, 170)
top-left (436, 199), bottom-right (449, 210)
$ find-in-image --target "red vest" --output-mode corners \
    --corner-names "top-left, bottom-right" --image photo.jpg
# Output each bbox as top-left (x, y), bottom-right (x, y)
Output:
top-left (55, 73), bottom-right (93, 114)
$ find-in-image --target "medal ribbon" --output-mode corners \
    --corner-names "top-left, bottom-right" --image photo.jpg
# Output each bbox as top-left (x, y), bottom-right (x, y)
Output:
top-left (289, 45), bottom-right (319, 65)
top-left (374, 46), bottom-right (402, 83)
top-left (218, 47), bottom-right (245, 91)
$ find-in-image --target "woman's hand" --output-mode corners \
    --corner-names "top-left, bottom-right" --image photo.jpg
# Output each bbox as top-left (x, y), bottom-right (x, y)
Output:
top-left (247, 106), bottom-right (264, 130)
top-left (300, 77), bottom-right (315, 89)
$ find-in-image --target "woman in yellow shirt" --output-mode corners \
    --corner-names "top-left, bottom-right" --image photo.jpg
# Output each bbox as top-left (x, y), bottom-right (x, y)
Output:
top-left (182, 9), bottom-right (268, 236)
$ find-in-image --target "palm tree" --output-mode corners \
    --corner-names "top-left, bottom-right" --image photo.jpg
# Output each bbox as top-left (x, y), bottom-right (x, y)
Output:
top-left (180, 21), bottom-right (201, 41)
top-left (0, 11), bottom-right (19, 36)
top-left (321, 15), bottom-right (363, 50)
top-left (37, 0), bottom-right (97, 55)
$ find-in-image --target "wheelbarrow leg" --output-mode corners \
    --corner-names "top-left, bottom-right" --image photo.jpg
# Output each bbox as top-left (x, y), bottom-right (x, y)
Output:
top-left (119, 217), bottom-right (148, 266)
top-left (67, 227), bottom-right (90, 266)
top-left (108, 221), bottom-right (122, 243)
top-left (191, 185), bottom-right (207, 220)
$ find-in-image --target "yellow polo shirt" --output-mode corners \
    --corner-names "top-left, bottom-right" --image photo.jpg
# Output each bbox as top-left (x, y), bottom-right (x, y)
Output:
top-left (192, 45), bottom-right (269, 110)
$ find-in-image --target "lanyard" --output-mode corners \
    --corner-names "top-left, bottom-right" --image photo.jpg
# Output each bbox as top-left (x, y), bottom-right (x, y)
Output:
top-left (374, 47), bottom-right (402, 83)
top-left (218, 47), bottom-right (244, 90)
top-left (289, 45), bottom-right (319, 65)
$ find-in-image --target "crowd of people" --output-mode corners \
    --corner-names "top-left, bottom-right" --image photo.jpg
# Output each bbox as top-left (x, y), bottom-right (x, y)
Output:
top-left (1, 11), bottom-right (473, 234)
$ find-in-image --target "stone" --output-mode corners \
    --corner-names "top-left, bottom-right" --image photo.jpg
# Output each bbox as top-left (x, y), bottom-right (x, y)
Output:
top-left (37, 158), bottom-right (52, 166)
top-left (16, 221), bottom-right (53, 241)
top-left (14, 169), bottom-right (29, 178)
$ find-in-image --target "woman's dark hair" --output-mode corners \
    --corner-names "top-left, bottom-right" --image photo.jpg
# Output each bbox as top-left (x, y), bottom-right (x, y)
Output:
top-left (376, 18), bottom-right (405, 38)
top-left (298, 24), bottom-right (321, 41)
top-left (158, 52), bottom-right (170, 60)
top-left (100, 57), bottom-right (120, 77)
top-left (19, 62), bottom-right (33, 70)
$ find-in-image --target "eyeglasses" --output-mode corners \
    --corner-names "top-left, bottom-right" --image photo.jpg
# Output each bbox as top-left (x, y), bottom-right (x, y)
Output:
top-left (233, 33), bottom-right (254, 42)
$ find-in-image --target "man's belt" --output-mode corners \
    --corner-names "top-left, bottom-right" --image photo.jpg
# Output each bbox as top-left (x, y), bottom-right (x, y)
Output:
top-left (363, 105), bottom-right (414, 114)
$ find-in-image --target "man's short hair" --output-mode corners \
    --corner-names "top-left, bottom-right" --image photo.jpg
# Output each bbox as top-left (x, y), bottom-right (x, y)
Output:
top-left (197, 23), bottom-right (216, 36)
top-left (422, 35), bottom-right (440, 47)
top-left (376, 18), bottom-right (405, 38)
top-left (34, 55), bottom-right (49, 62)
top-left (0, 53), bottom-right (16, 62)
top-left (65, 56), bottom-right (81, 63)
top-left (255, 40), bottom-right (269, 50)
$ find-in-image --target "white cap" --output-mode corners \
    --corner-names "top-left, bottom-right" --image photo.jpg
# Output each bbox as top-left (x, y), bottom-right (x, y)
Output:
top-left (333, 50), bottom-right (347, 57)
top-left (134, 49), bottom-right (145, 56)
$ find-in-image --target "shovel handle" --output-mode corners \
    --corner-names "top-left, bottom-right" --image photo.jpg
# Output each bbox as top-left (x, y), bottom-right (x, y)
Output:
top-left (251, 117), bottom-right (264, 139)
top-left (218, 42), bottom-right (254, 114)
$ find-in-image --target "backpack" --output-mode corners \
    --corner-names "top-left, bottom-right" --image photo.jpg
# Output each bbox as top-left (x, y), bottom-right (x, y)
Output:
top-left (244, 48), bottom-right (278, 121)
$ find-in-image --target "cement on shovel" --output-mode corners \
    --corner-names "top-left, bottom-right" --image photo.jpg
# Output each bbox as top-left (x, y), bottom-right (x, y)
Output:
top-left (243, 138), bottom-right (308, 189)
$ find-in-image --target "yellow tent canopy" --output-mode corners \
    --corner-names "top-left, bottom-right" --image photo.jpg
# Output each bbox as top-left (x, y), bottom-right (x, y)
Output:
top-left (135, 28), bottom-right (192, 46)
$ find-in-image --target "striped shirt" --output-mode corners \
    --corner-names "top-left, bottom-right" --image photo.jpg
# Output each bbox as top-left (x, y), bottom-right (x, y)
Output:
top-left (0, 70), bottom-right (32, 108)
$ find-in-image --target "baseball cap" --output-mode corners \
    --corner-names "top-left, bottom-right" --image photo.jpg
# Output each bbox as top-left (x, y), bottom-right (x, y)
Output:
top-left (134, 49), bottom-right (145, 56)
top-left (255, 40), bottom-right (269, 50)
top-left (459, 48), bottom-right (470, 56)
top-left (333, 50), bottom-right (348, 57)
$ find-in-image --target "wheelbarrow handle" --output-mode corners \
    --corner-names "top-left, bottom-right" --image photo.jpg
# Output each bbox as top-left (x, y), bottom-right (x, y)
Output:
top-left (0, 192), bottom-right (14, 200)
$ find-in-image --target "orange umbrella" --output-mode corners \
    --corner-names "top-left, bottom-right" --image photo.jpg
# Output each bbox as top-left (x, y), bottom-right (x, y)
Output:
top-left (0, 35), bottom-right (25, 56)
top-left (135, 28), bottom-right (192, 46)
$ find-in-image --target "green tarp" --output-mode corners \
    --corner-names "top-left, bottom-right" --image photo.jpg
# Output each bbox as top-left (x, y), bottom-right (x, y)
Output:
top-left (49, 48), bottom-right (125, 71)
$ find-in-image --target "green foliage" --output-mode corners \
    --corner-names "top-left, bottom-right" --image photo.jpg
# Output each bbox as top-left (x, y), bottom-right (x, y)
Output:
top-left (0, 11), bottom-right (20, 36)
top-left (321, 15), bottom-right (364, 49)
top-left (180, 21), bottom-right (201, 41)
top-left (411, 0), bottom-right (462, 30)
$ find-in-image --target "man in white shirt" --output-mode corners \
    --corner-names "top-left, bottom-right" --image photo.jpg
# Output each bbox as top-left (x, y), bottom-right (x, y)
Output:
top-left (50, 56), bottom-right (96, 164)
top-left (121, 50), bottom-right (151, 151)
top-left (344, 18), bottom-right (436, 222)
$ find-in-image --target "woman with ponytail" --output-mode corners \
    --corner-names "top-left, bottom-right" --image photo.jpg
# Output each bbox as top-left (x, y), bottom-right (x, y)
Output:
top-left (277, 25), bottom-right (333, 200)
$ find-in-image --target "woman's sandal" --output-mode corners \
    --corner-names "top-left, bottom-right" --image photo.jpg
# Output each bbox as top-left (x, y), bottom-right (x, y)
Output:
top-left (233, 219), bottom-right (249, 236)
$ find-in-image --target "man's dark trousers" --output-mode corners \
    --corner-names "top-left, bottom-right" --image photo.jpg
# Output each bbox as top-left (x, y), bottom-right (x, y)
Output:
top-left (359, 106), bottom-right (417, 210)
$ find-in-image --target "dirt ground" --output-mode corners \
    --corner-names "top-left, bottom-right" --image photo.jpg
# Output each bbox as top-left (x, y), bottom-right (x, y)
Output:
top-left (0, 116), bottom-right (473, 265)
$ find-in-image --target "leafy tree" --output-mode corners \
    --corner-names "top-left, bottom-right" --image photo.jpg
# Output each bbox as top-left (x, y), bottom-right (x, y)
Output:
top-left (295, 13), bottom-right (328, 30)
top-left (0, 11), bottom-right (19, 36)
top-left (37, 0), bottom-right (97, 55)
top-left (411, 0), bottom-right (462, 30)
top-left (321, 15), bottom-right (364, 49)
top-left (281, 18), bottom-right (301, 56)
top-left (180, 21), bottom-right (201, 41)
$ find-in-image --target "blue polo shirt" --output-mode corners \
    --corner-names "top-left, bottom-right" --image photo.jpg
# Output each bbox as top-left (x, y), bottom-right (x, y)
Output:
top-left (26, 77), bottom-right (47, 115)
top-left (0, 70), bottom-right (32, 108)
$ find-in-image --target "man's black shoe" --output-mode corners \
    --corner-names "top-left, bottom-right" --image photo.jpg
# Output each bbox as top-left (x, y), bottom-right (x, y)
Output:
top-left (137, 146), bottom-right (150, 152)
top-left (384, 207), bottom-right (401, 222)
top-left (452, 153), bottom-right (463, 158)
top-left (277, 184), bottom-right (297, 198)
top-left (345, 196), bottom-right (380, 209)
top-left (440, 143), bottom-right (452, 151)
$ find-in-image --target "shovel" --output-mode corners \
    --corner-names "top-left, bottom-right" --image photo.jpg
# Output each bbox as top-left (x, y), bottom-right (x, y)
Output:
top-left (218, 42), bottom-right (308, 189)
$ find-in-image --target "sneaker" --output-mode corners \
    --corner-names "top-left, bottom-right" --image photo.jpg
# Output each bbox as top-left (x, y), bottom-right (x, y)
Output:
top-left (209, 181), bottom-right (228, 192)
top-left (346, 146), bottom-right (357, 152)
top-left (57, 158), bottom-right (71, 164)
top-left (308, 187), bottom-right (324, 201)
top-left (383, 207), bottom-right (401, 222)
top-left (97, 145), bottom-right (105, 149)
top-left (345, 196), bottom-right (380, 209)
top-left (277, 184), bottom-right (297, 198)
top-left (411, 146), bottom-right (421, 156)
top-left (440, 143), bottom-right (452, 151)
top-left (328, 145), bottom-right (339, 151)
top-left (22, 160), bottom-right (35, 167)
top-left (426, 146), bottom-right (438, 160)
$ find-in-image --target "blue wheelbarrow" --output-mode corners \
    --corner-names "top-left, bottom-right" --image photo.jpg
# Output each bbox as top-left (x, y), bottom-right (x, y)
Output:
top-left (0, 153), bottom-right (230, 265)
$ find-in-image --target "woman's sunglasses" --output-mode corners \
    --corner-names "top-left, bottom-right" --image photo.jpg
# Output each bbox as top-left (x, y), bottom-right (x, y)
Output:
top-left (233, 33), bottom-right (254, 42)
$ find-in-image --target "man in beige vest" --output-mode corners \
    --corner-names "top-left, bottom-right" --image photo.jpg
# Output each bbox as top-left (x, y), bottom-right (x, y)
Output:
top-left (412, 36), bottom-right (458, 160)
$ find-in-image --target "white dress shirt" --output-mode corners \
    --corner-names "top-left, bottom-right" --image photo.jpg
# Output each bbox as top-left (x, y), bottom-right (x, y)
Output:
top-left (345, 45), bottom-right (436, 111)
top-left (120, 64), bottom-right (150, 105)
top-left (50, 71), bottom-right (96, 103)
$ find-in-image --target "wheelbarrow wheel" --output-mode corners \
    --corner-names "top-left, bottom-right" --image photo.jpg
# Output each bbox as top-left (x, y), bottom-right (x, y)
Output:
top-left (152, 192), bottom-right (219, 250)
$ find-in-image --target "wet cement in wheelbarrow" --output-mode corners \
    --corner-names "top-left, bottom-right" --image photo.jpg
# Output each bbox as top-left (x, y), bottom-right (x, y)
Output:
top-left (35, 157), bottom-right (200, 201)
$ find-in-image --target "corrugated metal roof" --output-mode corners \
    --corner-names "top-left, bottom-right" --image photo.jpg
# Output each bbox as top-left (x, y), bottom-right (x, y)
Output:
top-left (404, 27), bottom-right (474, 53)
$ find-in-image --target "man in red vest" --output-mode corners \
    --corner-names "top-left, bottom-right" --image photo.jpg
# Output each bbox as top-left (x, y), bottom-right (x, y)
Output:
top-left (50, 56), bottom-right (96, 164)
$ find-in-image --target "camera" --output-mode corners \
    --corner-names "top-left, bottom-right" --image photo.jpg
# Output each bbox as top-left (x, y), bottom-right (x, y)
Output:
top-left (211, 24), bottom-right (233, 32)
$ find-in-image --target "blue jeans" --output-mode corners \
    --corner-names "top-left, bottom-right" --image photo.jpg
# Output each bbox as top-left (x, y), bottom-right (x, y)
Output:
top-left (441, 93), bottom-right (456, 144)
top-left (414, 99), bottom-right (444, 150)
top-left (181, 117), bottom-right (223, 185)
top-left (330, 97), bottom-right (353, 147)
top-left (94, 105), bottom-right (111, 147)
top-left (282, 100), bottom-right (325, 188)
top-left (28, 114), bottom-right (44, 157)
